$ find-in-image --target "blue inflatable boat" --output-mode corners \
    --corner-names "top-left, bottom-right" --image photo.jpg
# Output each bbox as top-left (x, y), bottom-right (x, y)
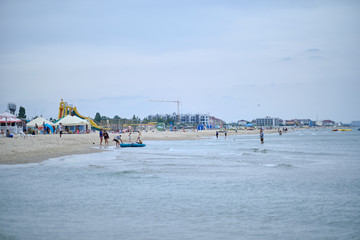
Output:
top-left (120, 143), bottom-right (146, 148)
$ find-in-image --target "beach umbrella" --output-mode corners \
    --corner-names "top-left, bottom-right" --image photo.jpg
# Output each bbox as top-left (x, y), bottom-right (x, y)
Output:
top-left (0, 112), bottom-right (20, 133)
top-left (0, 117), bottom-right (21, 123)
top-left (246, 123), bottom-right (254, 127)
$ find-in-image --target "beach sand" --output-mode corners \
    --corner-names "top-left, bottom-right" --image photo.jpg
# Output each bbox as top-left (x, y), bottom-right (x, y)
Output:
top-left (0, 129), bottom-right (278, 165)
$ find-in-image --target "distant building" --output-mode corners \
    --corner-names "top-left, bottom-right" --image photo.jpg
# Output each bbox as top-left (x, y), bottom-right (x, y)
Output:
top-left (322, 120), bottom-right (335, 126)
top-left (296, 119), bottom-right (312, 126)
top-left (350, 121), bottom-right (360, 127)
top-left (148, 113), bottom-right (222, 127)
top-left (237, 120), bottom-right (248, 126)
top-left (256, 116), bottom-right (279, 127)
top-left (315, 121), bottom-right (323, 126)
top-left (285, 120), bottom-right (296, 126)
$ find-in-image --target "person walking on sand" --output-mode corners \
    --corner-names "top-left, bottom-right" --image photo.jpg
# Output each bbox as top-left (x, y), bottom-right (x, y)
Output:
top-left (99, 129), bottom-right (104, 146)
top-left (216, 131), bottom-right (218, 139)
top-left (58, 123), bottom-right (63, 138)
top-left (260, 129), bottom-right (264, 144)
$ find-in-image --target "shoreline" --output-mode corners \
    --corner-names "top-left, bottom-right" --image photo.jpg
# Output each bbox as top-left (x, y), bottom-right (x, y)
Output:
top-left (0, 129), bottom-right (279, 165)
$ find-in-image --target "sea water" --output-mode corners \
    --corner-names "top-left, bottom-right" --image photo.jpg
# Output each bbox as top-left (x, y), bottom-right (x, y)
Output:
top-left (0, 129), bottom-right (359, 240)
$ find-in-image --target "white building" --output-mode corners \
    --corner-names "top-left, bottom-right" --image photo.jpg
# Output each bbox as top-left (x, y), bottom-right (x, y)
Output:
top-left (256, 116), bottom-right (279, 127)
top-left (148, 113), bottom-right (211, 126)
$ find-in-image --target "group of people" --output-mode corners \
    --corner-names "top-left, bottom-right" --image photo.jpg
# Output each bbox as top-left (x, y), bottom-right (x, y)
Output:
top-left (99, 129), bottom-right (142, 147)
top-left (99, 129), bottom-right (110, 146)
top-left (214, 128), bottom-right (275, 144)
top-left (215, 131), bottom-right (227, 139)
top-left (0, 129), bottom-right (13, 138)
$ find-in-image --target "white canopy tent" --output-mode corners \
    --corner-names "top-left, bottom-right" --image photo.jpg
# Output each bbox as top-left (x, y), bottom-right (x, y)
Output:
top-left (55, 115), bottom-right (91, 133)
top-left (27, 117), bottom-right (54, 127)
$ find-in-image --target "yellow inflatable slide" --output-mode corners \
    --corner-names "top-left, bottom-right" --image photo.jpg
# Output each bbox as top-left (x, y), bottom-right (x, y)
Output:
top-left (58, 99), bottom-right (104, 131)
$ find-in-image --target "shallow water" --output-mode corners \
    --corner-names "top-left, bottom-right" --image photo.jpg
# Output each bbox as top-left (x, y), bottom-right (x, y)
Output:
top-left (1, 129), bottom-right (360, 240)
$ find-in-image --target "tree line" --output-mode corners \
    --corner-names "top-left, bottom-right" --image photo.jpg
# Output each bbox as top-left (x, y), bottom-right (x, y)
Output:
top-left (15, 106), bottom-right (177, 126)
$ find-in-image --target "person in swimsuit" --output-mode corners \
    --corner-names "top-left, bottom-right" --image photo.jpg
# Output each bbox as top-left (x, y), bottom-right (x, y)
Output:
top-left (104, 130), bottom-right (109, 146)
top-left (99, 129), bottom-right (103, 146)
top-left (260, 129), bottom-right (264, 144)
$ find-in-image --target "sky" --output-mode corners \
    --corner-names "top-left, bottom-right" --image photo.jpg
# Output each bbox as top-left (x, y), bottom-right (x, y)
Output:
top-left (1, 0), bottom-right (359, 123)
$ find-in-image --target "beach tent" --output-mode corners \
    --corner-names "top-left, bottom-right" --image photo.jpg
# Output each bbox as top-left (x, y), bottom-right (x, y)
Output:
top-left (0, 112), bottom-right (21, 123)
top-left (55, 115), bottom-right (90, 126)
top-left (0, 112), bottom-right (22, 134)
top-left (246, 123), bottom-right (254, 127)
top-left (55, 115), bottom-right (91, 133)
top-left (27, 117), bottom-right (54, 127)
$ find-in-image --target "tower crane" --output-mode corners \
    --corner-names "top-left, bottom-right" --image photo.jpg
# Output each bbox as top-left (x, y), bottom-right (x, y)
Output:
top-left (149, 99), bottom-right (181, 123)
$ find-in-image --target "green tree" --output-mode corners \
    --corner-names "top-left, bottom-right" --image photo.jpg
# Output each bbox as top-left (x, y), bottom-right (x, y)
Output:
top-left (114, 115), bottom-right (120, 119)
top-left (131, 115), bottom-right (140, 124)
top-left (142, 118), bottom-right (149, 124)
top-left (18, 106), bottom-right (26, 119)
top-left (94, 112), bottom-right (101, 123)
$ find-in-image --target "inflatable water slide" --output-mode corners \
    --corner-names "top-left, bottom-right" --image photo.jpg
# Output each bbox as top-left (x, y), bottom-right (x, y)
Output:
top-left (58, 100), bottom-right (103, 131)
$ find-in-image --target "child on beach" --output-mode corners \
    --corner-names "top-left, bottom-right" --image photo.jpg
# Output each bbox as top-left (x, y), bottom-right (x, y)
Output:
top-left (6, 130), bottom-right (13, 138)
top-left (136, 134), bottom-right (142, 144)
top-left (136, 131), bottom-right (142, 143)
top-left (260, 129), bottom-right (264, 144)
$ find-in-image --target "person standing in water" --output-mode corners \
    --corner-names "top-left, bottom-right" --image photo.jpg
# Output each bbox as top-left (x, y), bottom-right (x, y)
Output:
top-left (260, 129), bottom-right (264, 144)
top-left (99, 129), bottom-right (104, 146)
top-left (104, 130), bottom-right (110, 146)
top-left (113, 134), bottom-right (123, 147)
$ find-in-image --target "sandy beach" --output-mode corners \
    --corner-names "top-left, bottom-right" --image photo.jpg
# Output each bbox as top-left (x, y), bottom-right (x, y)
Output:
top-left (0, 129), bottom-right (279, 165)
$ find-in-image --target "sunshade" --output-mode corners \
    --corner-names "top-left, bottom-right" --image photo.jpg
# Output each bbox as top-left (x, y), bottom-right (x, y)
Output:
top-left (55, 115), bottom-right (90, 126)
top-left (27, 117), bottom-right (54, 127)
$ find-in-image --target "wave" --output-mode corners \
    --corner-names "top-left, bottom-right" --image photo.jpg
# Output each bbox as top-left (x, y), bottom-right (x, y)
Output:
top-left (88, 164), bottom-right (105, 169)
top-left (261, 163), bottom-right (293, 168)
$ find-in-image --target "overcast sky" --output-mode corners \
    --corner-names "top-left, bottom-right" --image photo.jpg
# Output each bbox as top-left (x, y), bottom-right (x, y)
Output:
top-left (1, 0), bottom-right (359, 123)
